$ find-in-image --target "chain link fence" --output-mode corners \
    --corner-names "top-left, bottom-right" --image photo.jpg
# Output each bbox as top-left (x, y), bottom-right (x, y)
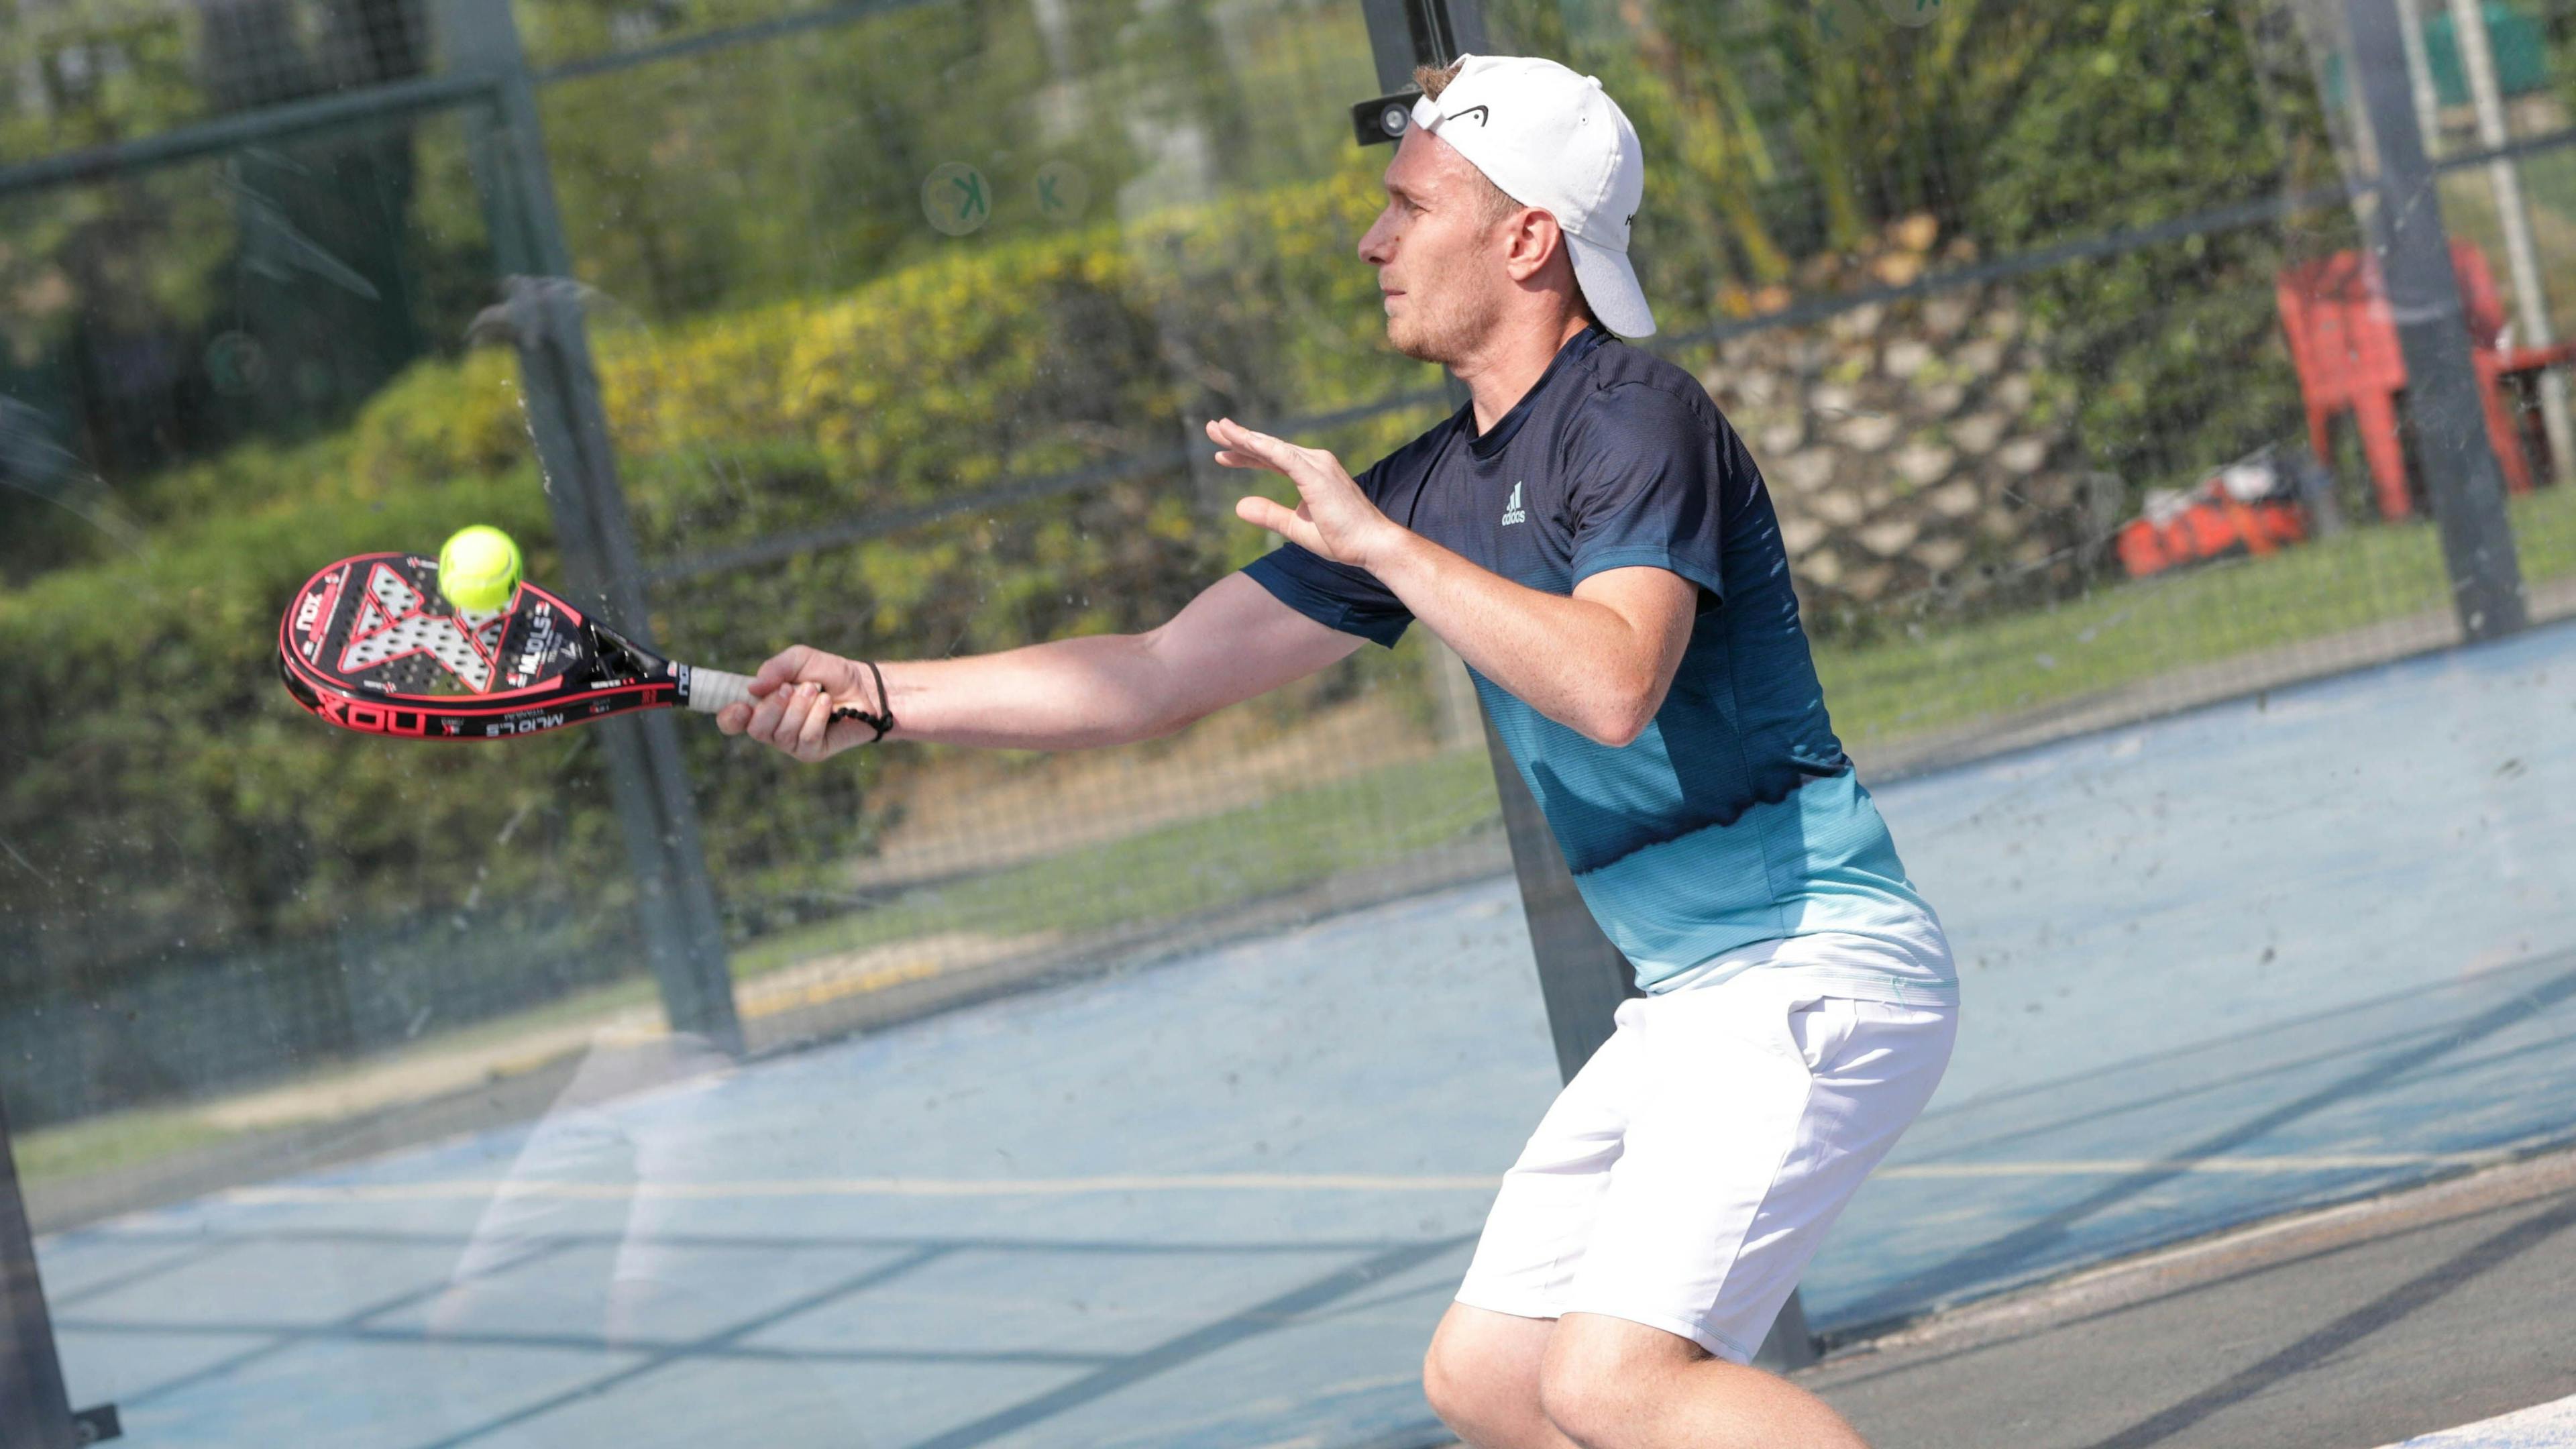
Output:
top-left (5, 0), bottom-right (2576, 1218)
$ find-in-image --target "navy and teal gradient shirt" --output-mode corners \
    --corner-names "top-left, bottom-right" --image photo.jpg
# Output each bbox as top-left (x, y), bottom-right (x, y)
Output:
top-left (1243, 328), bottom-right (1957, 1004)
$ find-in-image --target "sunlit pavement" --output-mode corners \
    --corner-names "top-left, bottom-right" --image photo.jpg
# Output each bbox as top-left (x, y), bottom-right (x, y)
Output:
top-left (1809, 1153), bottom-right (2576, 1449)
top-left (2382, 1395), bottom-right (2576, 1448)
top-left (36, 619), bottom-right (2576, 1448)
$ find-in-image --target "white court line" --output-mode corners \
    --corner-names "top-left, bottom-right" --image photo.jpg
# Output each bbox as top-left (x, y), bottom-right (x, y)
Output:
top-left (215, 1150), bottom-right (2524, 1205)
top-left (223, 1173), bottom-right (1508, 1203)
top-left (2377, 1392), bottom-right (2576, 1448)
top-left (1875, 1149), bottom-right (2523, 1179)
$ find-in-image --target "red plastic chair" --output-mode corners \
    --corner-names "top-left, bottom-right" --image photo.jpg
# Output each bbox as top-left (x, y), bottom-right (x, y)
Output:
top-left (2275, 240), bottom-right (2575, 519)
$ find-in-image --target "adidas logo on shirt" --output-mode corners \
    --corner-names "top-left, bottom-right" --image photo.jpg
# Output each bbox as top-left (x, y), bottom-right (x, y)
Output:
top-left (1500, 482), bottom-right (1527, 527)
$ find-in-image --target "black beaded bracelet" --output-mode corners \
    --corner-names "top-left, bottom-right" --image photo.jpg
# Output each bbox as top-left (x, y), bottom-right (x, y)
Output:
top-left (842, 658), bottom-right (894, 743)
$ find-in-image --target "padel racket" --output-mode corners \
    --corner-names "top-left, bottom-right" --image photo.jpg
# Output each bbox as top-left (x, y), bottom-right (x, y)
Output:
top-left (276, 551), bottom-right (865, 740)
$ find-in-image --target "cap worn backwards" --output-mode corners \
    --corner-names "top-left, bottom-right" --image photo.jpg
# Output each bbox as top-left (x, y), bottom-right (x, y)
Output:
top-left (1409, 54), bottom-right (1656, 339)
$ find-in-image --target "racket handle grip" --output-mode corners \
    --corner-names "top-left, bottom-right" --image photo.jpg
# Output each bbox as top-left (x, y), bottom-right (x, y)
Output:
top-left (682, 666), bottom-right (757, 716)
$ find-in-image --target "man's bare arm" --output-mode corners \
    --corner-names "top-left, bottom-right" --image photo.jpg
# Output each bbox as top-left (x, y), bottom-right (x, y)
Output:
top-left (1209, 417), bottom-right (1697, 747)
top-left (718, 572), bottom-right (1365, 762)
top-left (1367, 544), bottom-right (1696, 747)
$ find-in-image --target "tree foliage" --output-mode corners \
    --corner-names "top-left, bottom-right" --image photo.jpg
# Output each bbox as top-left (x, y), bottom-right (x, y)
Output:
top-left (0, 0), bottom-right (2368, 1055)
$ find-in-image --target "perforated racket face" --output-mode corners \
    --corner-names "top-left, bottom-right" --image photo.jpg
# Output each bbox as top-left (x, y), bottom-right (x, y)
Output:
top-left (278, 552), bottom-right (678, 739)
top-left (313, 554), bottom-right (517, 694)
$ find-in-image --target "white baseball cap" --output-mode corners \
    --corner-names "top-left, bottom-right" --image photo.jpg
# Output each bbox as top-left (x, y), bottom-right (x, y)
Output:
top-left (1409, 54), bottom-right (1656, 339)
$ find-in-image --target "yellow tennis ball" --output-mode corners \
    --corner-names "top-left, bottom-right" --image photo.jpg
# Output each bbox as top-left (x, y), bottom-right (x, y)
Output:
top-left (437, 525), bottom-right (523, 612)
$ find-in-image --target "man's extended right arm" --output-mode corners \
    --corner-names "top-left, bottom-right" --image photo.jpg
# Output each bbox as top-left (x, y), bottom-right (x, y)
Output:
top-left (717, 572), bottom-right (1366, 763)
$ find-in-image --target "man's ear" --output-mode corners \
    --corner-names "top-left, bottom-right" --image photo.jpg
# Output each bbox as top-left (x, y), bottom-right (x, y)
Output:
top-left (1503, 210), bottom-right (1563, 283)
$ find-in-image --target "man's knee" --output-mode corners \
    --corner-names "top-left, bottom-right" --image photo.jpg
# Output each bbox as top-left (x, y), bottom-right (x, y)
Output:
top-left (1421, 1334), bottom-right (1477, 1424)
top-left (1534, 1358), bottom-right (1617, 1448)
top-left (1424, 1305), bottom-right (1549, 1440)
top-left (1538, 1313), bottom-right (1868, 1449)
top-left (1536, 1313), bottom-right (1697, 1447)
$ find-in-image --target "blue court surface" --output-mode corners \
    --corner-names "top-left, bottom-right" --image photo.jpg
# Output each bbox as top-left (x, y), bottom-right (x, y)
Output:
top-left (40, 620), bottom-right (2576, 1448)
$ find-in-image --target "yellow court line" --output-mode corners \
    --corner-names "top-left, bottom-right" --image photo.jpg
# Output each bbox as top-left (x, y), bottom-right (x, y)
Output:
top-left (737, 958), bottom-right (948, 1022)
top-left (574, 958), bottom-right (961, 1052)
top-left (217, 1151), bottom-right (2520, 1207)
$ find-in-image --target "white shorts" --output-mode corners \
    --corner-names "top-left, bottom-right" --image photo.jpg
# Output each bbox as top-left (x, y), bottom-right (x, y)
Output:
top-left (1452, 970), bottom-right (1957, 1362)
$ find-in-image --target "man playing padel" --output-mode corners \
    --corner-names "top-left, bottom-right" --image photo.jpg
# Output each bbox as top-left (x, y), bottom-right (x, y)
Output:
top-left (724, 52), bottom-right (1957, 1449)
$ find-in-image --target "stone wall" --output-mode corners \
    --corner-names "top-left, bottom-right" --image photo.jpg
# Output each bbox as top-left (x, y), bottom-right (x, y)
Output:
top-left (1691, 223), bottom-right (2125, 632)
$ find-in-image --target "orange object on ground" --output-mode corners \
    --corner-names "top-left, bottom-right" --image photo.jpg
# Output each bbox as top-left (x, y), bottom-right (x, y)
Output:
top-left (2274, 240), bottom-right (2576, 521)
top-left (2117, 494), bottom-right (2308, 578)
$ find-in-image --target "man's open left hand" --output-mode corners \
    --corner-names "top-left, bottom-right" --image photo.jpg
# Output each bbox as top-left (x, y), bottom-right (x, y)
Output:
top-left (1208, 417), bottom-right (1403, 571)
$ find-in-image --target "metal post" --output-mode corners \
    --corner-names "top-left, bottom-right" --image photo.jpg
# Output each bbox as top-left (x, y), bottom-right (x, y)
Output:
top-left (1423, 639), bottom-right (1484, 753)
top-left (1478, 708), bottom-right (1638, 1083)
top-left (1472, 613), bottom-right (1815, 1375)
top-left (2391, 0), bottom-right (2445, 156)
top-left (1358, 0), bottom-right (1487, 91)
top-left (1358, 0), bottom-right (1419, 92)
top-left (2347, 0), bottom-right (2530, 640)
top-left (1358, 0), bottom-right (1816, 1373)
top-left (436, 0), bottom-right (744, 1053)
top-left (0, 1087), bottom-right (111, 1448)
top-left (2447, 0), bottom-right (2576, 485)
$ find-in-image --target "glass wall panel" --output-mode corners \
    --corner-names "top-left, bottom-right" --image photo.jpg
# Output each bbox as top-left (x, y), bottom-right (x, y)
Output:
top-left (13, 0), bottom-right (2576, 1442)
top-left (6, 0), bottom-right (1552, 1444)
top-left (1477, 0), bottom-right (2576, 1338)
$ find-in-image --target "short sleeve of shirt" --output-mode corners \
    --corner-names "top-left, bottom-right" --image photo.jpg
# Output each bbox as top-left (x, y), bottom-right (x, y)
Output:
top-left (1563, 384), bottom-right (1731, 606)
top-left (1238, 458), bottom-right (1414, 648)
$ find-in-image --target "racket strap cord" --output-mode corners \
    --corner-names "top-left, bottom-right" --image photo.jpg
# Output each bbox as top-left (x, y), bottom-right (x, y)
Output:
top-left (838, 658), bottom-right (896, 743)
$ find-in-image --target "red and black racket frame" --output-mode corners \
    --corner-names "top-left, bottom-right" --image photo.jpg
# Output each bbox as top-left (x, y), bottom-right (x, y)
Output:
top-left (277, 552), bottom-right (693, 741)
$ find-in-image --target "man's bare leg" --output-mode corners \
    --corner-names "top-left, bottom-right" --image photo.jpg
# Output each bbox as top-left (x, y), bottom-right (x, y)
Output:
top-left (1535, 1311), bottom-right (1870, 1449)
top-left (1424, 1305), bottom-right (1866, 1449)
top-left (1424, 1303), bottom-right (1578, 1449)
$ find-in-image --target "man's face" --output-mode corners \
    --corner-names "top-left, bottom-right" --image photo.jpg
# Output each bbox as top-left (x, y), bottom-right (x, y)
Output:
top-left (1358, 129), bottom-right (1512, 365)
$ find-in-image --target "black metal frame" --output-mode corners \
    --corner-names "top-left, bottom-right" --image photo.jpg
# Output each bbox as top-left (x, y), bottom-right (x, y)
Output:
top-left (442, 0), bottom-right (742, 1055)
top-left (0, 1088), bottom-right (109, 1446)
top-left (2344, 0), bottom-right (2528, 639)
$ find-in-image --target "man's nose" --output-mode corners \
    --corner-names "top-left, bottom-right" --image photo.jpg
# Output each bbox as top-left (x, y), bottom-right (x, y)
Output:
top-left (1358, 217), bottom-right (1394, 265)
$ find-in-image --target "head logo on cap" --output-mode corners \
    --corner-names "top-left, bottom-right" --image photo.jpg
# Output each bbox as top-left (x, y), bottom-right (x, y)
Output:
top-left (1410, 55), bottom-right (1656, 338)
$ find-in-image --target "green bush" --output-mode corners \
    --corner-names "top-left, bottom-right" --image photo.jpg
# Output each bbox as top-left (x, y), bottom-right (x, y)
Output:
top-left (1965, 0), bottom-right (2333, 496)
top-left (339, 161), bottom-right (1434, 676)
top-left (0, 161), bottom-right (1446, 1014)
top-left (0, 0), bottom-right (2371, 1084)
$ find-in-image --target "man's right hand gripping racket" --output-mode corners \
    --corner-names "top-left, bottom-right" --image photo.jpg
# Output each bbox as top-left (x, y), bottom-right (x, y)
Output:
top-left (276, 551), bottom-right (889, 741)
